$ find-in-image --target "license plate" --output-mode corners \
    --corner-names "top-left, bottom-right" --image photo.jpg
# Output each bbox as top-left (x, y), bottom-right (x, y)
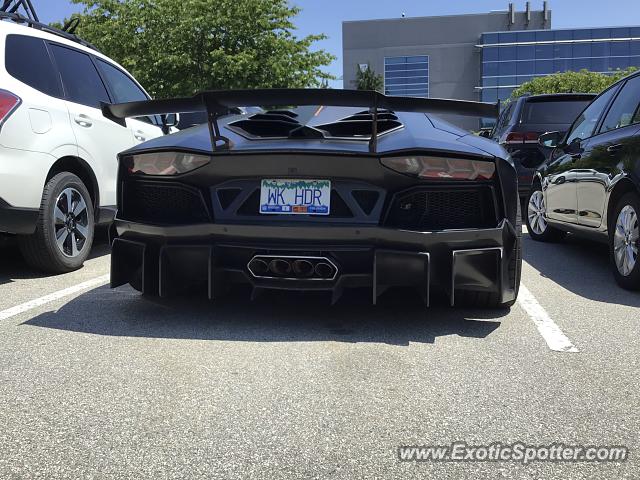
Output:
top-left (259, 179), bottom-right (331, 215)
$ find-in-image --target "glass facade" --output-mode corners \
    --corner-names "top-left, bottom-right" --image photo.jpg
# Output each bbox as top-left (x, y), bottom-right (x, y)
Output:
top-left (480, 26), bottom-right (640, 104)
top-left (384, 56), bottom-right (429, 97)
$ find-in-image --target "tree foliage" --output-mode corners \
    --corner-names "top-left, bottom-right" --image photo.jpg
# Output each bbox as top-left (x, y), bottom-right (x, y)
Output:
top-left (63, 0), bottom-right (335, 98)
top-left (510, 68), bottom-right (638, 99)
top-left (355, 64), bottom-right (384, 92)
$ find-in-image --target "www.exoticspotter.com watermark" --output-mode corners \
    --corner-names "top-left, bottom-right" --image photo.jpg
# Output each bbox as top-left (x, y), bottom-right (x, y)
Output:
top-left (398, 442), bottom-right (629, 465)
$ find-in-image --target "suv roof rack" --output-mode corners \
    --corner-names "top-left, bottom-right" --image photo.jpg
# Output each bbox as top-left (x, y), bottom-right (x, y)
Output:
top-left (0, 0), bottom-right (98, 51)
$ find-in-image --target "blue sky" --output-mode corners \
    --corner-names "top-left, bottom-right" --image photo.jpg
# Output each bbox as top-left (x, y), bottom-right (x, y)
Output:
top-left (37, 0), bottom-right (640, 86)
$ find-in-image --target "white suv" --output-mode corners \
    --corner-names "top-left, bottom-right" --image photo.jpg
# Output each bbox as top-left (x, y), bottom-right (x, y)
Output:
top-left (0, 20), bottom-right (166, 272)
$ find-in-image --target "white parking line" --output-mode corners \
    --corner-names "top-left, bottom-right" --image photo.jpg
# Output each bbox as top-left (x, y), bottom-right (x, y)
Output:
top-left (2, 271), bottom-right (577, 355)
top-left (0, 274), bottom-right (109, 321)
top-left (518, 284), bottom-right (579, 353)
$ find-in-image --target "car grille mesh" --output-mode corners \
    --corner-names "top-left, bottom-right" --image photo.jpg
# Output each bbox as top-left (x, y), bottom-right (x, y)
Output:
top-left (121, 181), bottom-right (210, 225)
top-left (384, 187), bottom-right (497, 231)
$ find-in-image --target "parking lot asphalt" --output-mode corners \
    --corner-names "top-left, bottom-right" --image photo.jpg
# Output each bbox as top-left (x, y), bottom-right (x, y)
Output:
top-left (0, 229), bottom-right (638, 479)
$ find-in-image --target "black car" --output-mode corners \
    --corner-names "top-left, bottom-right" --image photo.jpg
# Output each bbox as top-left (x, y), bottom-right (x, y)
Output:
top-left (102, 89), bottom-right (521, 308)
top-left (528, 72), bottom-right (640, 290)
top-left (490, 93), bottom-right (596, 203)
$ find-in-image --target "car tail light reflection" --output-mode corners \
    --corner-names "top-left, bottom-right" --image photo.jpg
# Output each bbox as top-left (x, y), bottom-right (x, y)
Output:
top-left (381, 156), bottom-right (495, 181)
top-left (125, 152), bottom-right (210, 175)
top-left (0, 89), bottom-right (21, 126)
top-left (504, 132), bottom-right (541, 144)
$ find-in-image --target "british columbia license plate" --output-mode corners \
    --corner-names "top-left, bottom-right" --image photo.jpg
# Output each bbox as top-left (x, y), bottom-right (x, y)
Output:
top-left (259, 179), bottom-right (331, 215)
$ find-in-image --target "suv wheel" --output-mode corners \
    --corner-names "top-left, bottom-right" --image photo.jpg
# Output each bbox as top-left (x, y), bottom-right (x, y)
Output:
top-left (610, 192), bottom-right (640, 290)
top-left (19, 172), bottom-right (95, 273)
top-left (525, 184), bottom-right (566, 242)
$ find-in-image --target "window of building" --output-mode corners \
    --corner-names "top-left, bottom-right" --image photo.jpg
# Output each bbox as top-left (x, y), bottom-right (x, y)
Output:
top-left (480, 27), bottom-right (640, 110)
top-left (535, 30), bottom-right (554, 42)
top-left (499, 46), bottom-right (517, 61)
top-left (483, 47), bottom-right (499, 62)
top-left (516, 61), bottom-right (534, 76)
top-left (610, 27), bottom-right (629, 39)
top-left (384, 56), bottom-right (429, 98)
top-left (591, 42), bottom-right (610, 57)
top-left (611, 41), bottom-right (630, 57)
top-left (535, 60), bottom-right (554, 75)
top-left (517, 45), bottom-right (535, 60)
top-left (554, 30), bottom-right (573, 41)
top-left (535, 44), bottom-right (554, 60)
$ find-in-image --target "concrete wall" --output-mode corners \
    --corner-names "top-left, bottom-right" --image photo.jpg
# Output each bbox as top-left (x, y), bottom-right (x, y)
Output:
top-left (343, 8), bottom-right (551, 129)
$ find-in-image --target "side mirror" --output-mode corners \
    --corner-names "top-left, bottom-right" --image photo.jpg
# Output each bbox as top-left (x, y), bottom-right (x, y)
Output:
top-left (478, 129), bottom-right (492, 138)
top-left (160, 113), bottom-right (179, 134)
top-left (538, 131), bottom-right (562, 148)
top-left (162, 113), bottom-right (179, 127)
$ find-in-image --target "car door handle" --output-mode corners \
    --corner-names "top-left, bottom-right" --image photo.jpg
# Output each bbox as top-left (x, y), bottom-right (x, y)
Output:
top-left (74, 115), bottom-right (92, 128)
top-left (134, 130), bottom-right (146, 142)
top-left (606, 144), bottom-right (623, 153)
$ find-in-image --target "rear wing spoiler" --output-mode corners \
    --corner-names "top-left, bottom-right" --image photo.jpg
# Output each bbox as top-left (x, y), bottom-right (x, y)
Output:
top-left (102, 89), bottom-right (499, 153)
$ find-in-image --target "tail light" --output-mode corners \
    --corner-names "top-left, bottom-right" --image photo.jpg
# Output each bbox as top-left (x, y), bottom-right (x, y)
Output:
top-left (124, 152), bottom-right (210, 176)
top-left (381, 156), bottom-right (495, 181)
top-left (504, 132), bottom-right (541, 144)
top-left (0, 90), bottom-right (21, 128)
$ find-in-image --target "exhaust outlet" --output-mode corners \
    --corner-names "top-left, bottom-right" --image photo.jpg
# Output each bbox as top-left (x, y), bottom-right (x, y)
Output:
top-left (269, 258), bottom-right (292, 276)
top-left (247, 255), bottom-right (338, 280)
top-left (314, 262), bottom-right (334, 279)
top-left (292, 259), bottom-right (314, 278)
top-left (248, 258), bottom-right (269, 276)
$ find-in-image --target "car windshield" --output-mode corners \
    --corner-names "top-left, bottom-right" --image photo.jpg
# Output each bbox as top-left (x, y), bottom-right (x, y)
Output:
top-left (520, 100), bottom-right (593, 125)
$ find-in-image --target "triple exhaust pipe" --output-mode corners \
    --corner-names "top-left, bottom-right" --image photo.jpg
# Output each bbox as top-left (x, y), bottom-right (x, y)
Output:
top-left (247, 255), bottom-right (338, 280)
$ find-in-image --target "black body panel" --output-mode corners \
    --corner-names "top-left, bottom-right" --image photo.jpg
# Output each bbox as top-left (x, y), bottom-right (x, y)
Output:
top-left (0, 197), bottom-right (38, 234)
top-left (107, 90), bottom-right (519, 305)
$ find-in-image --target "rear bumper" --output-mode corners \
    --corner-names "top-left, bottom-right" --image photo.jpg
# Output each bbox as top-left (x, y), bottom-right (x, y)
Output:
top-left (112, 218), bottom-right (519, 306)
top-left (0, 197), bottom-right (38, 234)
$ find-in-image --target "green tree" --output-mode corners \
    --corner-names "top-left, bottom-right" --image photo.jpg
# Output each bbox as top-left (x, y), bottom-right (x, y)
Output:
top-left (61, 0), bottom-right (335, 98)
top-left (510, 67), bottom-right (638, 99)
top-left (355, 64), bottom-right (384, 92)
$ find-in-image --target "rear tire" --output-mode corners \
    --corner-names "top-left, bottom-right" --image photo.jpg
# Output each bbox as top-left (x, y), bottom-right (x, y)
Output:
top-left (525, 183), bottom-right (566, 242)
top-left (456, 200), bottom-right (522, 308)
top-left (19, 172), bottom-right (94, 273)
top-left (609, 192), bottom-right (640, 290)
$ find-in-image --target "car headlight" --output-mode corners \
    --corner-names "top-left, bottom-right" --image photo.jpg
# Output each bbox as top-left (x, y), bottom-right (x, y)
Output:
top-left (124, 152), bottom-right (210, 175)
top-left (381, 156), bottom-right (495, 181)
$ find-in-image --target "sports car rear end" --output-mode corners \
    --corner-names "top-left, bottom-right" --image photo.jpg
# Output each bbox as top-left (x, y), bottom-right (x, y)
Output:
top-left (105, 90), bottom-right (521, 307)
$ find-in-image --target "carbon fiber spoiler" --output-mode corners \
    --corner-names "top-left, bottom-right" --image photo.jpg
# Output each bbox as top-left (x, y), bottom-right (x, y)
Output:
top-left (102, 89), bottom-right (499, 152)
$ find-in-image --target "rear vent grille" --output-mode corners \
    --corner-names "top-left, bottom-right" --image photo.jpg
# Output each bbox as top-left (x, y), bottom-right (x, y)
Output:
top-left (121, 181), bottom-right (210, 225)
top-left (352, 190), bottom-right (380, 215)
top-left (227, 109), bottom-right (403, 140)
top-left (236, 189), bottom-right (261, 216)
top-left (330, 190), bottom-right (354, 218)
top-left (228, 119), bottom-right (300, 138)
top-left (217, 188), bottom-right (242, 210)
top-left (384, 187), bottom-right (497, 231)
top-left (316, 109), bottom-right (402, 138)
top-left (227, 110), bottom-right (324, 139)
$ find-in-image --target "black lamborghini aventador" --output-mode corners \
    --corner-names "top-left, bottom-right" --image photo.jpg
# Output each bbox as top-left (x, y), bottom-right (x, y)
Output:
top-left (103, 89), bottom-right (521, 307)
